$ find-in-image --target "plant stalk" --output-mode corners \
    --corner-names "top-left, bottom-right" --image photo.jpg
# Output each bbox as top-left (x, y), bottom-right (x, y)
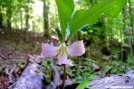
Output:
top-left (62, 64), bottom-right (66, 89)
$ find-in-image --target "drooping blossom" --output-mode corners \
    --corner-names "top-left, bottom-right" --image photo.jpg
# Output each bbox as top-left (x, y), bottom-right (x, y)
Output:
top-left (41, 40), bottom-right (85, 66)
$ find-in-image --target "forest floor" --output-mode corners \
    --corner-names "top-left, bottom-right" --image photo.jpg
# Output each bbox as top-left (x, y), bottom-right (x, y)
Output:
top-left (0, 30), bottom-right (44, 63)
top-left (0, 29), bottom-right (59, 88)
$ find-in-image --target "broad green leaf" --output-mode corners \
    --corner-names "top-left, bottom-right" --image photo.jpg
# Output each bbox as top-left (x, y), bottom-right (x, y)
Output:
top-left (55, 0), bottom-right (74, 37)
top-left (69, 0), bottom-right (126, 38)
top-left (76, 75), bottom-right (94, 89)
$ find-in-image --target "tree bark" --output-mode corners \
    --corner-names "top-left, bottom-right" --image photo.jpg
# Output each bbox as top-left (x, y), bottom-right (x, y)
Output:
top-left (7, 0), bottom-right (12, 30)
top-left (20, 10), bottom-right (23, 29)
top-left (88, 69), bottom-right (134, 89)
top-left (128, 0), bottom-right (134, 54)
top-left (25, 14), bottom-right (29, 42)
top-left (46, 58), bottom-right (60, 89)
top-left (7, 14), bottom-right (11, 30)
top-left (0, 6), bottom-right (3, 28)
top-left (7, 55), bottom-right (134, 89)
top-left (122, 3), bottom-right (132, 55)
top-left (43, 0), bottom-right (49, 37)
top-left (8, 55), bottom-right (44, 89)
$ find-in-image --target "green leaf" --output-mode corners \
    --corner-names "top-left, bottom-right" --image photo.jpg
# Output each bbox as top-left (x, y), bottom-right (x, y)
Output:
top-left (78, 24), bottom-right (89, 31)
top-left (76, 75), bottom-right (94, 89)
top-left (81, 58), bottom-right (95, 63)
top-left (123, 43), bottom-right (131, 48)
top-left (124, 36), bottom-right (134, 39)
top-left (54, 26), bottom-right (64, 42)
top-left (69, 0), bottom-right (126, 38)
top-left (41, 58), bottom-right (50, 67)
top-left (55, 0), bottom-right (74, 37)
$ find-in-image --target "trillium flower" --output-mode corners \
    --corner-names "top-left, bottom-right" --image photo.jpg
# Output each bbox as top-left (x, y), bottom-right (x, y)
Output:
top-left (41, 40), bottom-right (85, 66)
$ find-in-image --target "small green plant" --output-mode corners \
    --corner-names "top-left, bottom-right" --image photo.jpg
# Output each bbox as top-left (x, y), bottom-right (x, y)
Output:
top-left (41, 58), bottom-right (52, 82)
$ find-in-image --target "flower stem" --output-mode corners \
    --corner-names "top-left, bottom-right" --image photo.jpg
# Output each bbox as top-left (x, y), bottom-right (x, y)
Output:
top-left (62, 64), bottom-right (66, 89)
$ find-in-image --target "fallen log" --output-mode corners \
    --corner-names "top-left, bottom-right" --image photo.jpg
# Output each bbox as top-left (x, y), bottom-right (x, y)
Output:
top-left (46, 58), bottom-right (60, 89)
top-left (7, 54), bottom-right (134, 89)
top-left (8, 55), bottom-right (44, 89)
top-left (88, 68), bottom-right (134, 89)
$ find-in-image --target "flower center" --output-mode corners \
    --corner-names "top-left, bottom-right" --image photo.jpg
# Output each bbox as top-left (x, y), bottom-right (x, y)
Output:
top-left (56, 44), bottom-right (67, 56)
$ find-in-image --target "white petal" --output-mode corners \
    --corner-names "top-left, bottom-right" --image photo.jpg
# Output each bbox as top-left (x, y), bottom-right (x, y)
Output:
top-left (58, 54), bottom-right (73, 66)
top-left (67, 40), bottom-right (85, 56)
top-left (41, 43), bottom-right (58, 57)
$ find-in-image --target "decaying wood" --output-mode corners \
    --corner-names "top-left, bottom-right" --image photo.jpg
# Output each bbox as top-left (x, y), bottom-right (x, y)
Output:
top-left (8, 55), bottom-right (44, 89)
top-left (88, 68), bottom-right (134, 89)
top-left (46, 58), bottom-right (73, 89)
top-left (46, 58), bottom-right (60, 89)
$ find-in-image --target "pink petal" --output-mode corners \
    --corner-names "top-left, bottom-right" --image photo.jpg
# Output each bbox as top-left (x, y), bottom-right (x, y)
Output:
top-left (67, 40), bottom-right (85, 56)
top-left (41, 43), bottom-right (58, 57)
top-left (58, 54), bottom-right (73, 66)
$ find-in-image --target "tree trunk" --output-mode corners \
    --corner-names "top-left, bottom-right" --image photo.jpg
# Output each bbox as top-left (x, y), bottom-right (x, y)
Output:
top-left (128, 0), bottom-right (134, 54)
top-left (43, 0), bottom-right (49, 37)
top-left (0, 6), bottom-right (3, 28)
top-left (20, 0), bottom-right (23, 30)
top-left (25, 14), bottom-right (29, 42)
top-left (24, 0), bottom-right (31, 42)
top-left (20, 10), bottom-right (23, 29)
top-left (7, 14), bottom-right (11, 30)
top-left (6, 0), bottom-right (12, 31)
top-left (122, 3), bottom-right (132, 55)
